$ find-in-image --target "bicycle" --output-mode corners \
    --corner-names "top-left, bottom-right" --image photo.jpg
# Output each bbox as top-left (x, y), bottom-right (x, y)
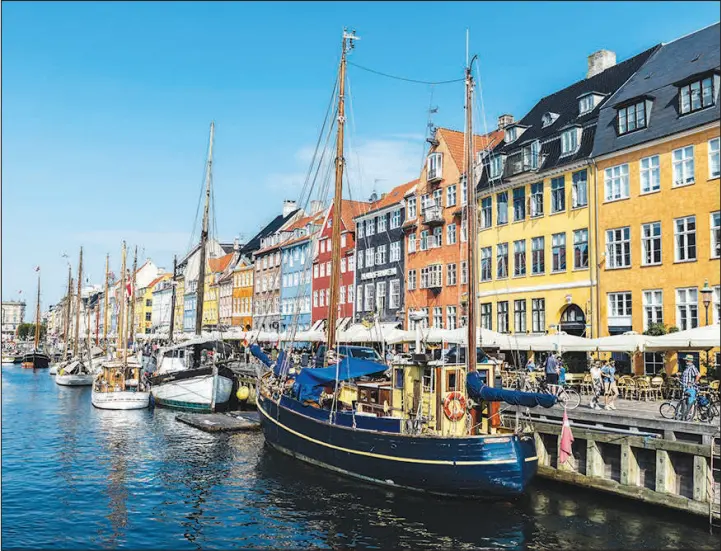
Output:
top-left (659, 399), bottom-right (680, 419)
top-left (536, 376), bottom-right (581, 410)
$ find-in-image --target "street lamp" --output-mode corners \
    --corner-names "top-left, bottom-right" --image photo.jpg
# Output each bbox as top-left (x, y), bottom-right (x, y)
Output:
top-left (701, 279), bottom-right (713, 325)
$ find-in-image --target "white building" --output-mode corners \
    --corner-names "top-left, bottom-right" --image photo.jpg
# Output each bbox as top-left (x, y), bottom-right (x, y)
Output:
top-left (1, 301), bottom-right (26, 342)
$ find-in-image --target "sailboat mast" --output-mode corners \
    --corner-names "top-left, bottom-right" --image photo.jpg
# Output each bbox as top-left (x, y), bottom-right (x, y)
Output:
top-left (74, 247), bottom-right (83, 358)
top-left (63, 265), bottom-right (72, 346)
top-left (326, 30), bottom-right (357, 352)
top-left (128, 247), bottom-right (138, 349)
top-left (34, 271), bottom-right (41, 350)
top-left (103, 254), bottom-right (109, 350)
top-left (169, 255), bottom-right (177, 342)
top-left (465, 61), bottom-right (478, 373)
top-left (195, 122), bottom-right (215, 337)
top-left (118, 242), bottom-right (127, 359)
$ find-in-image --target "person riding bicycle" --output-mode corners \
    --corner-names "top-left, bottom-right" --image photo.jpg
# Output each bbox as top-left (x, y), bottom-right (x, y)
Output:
top-left (680, 354), bottom-right (701, 408)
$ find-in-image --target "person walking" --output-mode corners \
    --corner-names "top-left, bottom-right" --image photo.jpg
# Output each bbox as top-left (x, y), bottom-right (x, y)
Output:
top-left (589, 362), bottom-right (604, 410)
top-left (545, 353), bottom-right (559, 385)
top-left (601, 360), bottom-right (619, 410)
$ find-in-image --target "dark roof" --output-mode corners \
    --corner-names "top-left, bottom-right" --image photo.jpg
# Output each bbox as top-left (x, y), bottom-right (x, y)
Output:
top-left (240, 209), bottom-right (300, 257)
top-left (479, 44), bottom-right (659, 190)
top-left (592, 23), bottom-right (720, 157)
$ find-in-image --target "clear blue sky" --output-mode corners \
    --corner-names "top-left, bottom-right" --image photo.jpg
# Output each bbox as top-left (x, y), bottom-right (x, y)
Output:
top-left (3, 1), bottom-right (719, 313)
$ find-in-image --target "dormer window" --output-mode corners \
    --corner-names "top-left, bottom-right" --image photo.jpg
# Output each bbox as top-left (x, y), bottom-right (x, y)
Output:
top-left (489, 155), bottom-right (504, 179)
top-left (542, 112), bottom-right (559, 128)
top-left (679, 75), bottom-right (716, 114)
top-left (427, 152), bottom-right (443, 181)
top-left (560, 127), bottom-right (581, 156)
top-left (505, 126), bottom-right (517, 143)
top-left (523, 140), bottom-right (541, 170)
top-left (579, 95), bottom-right (594, 114)
top-left (617, 99), bottom-right (652, 135)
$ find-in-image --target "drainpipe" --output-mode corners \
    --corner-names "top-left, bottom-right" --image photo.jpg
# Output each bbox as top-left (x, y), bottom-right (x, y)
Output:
top-left (591, 158), bottom-right (601, 340)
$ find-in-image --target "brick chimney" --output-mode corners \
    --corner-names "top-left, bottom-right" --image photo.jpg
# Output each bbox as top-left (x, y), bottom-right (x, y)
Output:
top-left (497, 114), bottom-right (514, 130)
top-left (587, 50), bottom-right (616, 78)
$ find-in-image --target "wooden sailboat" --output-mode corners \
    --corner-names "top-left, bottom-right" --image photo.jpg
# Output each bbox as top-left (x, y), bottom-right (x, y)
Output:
top-left (20, 269), bottom-right (50, 369)
top-left (50, 265), bottom-right (75, 374)
top-left (91, 242), bottom-right (150, 409)
top-left (150, 122), bottom-right (234, 412)
top-left (255, 30), bottom-right (556, 498)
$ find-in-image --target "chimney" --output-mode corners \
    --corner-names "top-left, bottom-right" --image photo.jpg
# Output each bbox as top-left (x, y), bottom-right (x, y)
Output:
top-left (282, 200), bottom-right (297, 217)
top-left (233, 236), bottom-right (240, 251)
top-left (497, 114), bottom-right (514, 130)
top-left (309, 200), bottom-right (324, 214)
top-left (587, 50), bottom-right (616, 79)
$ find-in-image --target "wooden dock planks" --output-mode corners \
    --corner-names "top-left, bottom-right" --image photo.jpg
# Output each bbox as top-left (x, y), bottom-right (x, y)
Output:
top-left (176, 411), bottom-right (261, 433)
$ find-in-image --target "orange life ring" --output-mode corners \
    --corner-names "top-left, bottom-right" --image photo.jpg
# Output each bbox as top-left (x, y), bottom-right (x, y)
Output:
top-left (443, 392), bottom-right (466, 421)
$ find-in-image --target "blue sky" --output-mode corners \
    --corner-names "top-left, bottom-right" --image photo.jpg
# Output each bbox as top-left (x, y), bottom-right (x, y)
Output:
top-left (3, 1), bottom-right (719, 312)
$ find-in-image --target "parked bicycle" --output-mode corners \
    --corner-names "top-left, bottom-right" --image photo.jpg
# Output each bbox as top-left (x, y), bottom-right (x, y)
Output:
top-left (534, 376), bottom-right (581, 410)
top-left (666, 384), bottom-right (719, 422)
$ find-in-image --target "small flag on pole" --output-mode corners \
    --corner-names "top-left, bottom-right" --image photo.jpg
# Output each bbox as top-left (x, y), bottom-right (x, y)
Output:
top-left (559, 407), bottom-right (574, 465)
top-left (34, 266), bottom-right (40, 272)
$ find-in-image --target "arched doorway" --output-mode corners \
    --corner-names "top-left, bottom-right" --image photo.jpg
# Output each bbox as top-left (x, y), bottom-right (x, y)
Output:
top-left (560, 304), bottom-right (586, 336)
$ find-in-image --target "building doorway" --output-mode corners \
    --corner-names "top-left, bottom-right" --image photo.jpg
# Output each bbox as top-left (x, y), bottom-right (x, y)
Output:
top-left (560, 304), bottom-right (586, 336)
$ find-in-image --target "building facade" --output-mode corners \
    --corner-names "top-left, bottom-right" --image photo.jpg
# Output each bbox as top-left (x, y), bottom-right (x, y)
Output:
top-left (592, 23), bottom-right (720, 374)
top-left (353, 181), bottom-right (417, 325)
top-left (151, 278), bottom-right (174, 335)
top-left (405, 127), bottom-right (503, 332)
top-left (232, 259), bottom-right (254, 330)
top-left (2, 301), bottom-right (26, 342)
top-left (204, 253), bottom-right (234, 330)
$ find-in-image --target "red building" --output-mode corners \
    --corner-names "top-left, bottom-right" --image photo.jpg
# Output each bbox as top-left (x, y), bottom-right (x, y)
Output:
top-left (311, 200), bottom-right (369, 329)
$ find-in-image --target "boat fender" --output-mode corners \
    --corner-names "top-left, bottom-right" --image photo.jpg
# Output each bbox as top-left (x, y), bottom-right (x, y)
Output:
top-left (383, 400), bottom-right (389, 414)
top-left (237, 386), bottom-right (250, 401)
top-left (443, 392), bottom-right (466, 421)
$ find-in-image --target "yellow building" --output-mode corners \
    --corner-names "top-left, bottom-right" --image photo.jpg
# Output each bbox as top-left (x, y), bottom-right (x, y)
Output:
top-left (202, 253), bottom-right (234, 330)
top-left (135, 274), bottom-right (171, 335)
top-left (233, 259), bottom-right (254, 330)
top-left (591, 24), bottom-right (719, 375)
top-left (173, 275), bottom-right (185, 337)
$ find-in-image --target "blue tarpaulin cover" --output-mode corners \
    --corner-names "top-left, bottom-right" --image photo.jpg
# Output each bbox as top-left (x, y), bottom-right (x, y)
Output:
top-left (273, 350), bottom-right (292, 377)
top-left (292, 358), bottom-right (388, 403)
top-left (466, 371), bottom-right (557, 408)
top-left (250, 344), bottom-right (272, 367)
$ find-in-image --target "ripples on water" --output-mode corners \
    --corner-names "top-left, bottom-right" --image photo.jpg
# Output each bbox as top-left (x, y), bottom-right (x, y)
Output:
top-left (1, 365), bottom-right (716, 549)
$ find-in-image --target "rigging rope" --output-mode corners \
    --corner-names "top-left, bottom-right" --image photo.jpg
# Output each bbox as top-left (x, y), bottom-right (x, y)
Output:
top-left (349, 61), bottom-right (464, 85)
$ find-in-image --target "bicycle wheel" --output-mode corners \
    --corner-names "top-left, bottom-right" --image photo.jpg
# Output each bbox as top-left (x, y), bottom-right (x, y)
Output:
top-left (659, 401), bottom-right (677, 419)
top-left (674, 399), bottom-right (687, 421)
top-left (559, 388), bottom-right (580, 410)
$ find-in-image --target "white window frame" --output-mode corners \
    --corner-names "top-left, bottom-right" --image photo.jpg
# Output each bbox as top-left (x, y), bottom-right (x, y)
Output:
top-left (341, 234), bottom-right (347, 248)
top-left (366, 218), bottom-right (376, 236)
top-left (406, 197), bottom-right (417, 220)
top-left (376, 244), bottom-right (387, 265)
top-left (513, 239), bottom-right (526, 277)
top-left (713, 286), bottom-right (720, 325)
top-left (672, 145), bottom-right (695, 187)
top-left (709, 138), bottom-right (720, 179)
top-left (497, 243), bottom-right (508, 279)
top-left (347, 285), bottom-right (354, 305)
top-left (676, 287), bottom-right (698, 330)
top-left (364, 284), bottom-right (375, 312)
top-left (446, 184), bottom-right (457, 207)
top-left (530, 182), bottom-right (543, 217)
top-left (390, 241), bottom-right (401, 262)
top-left (571, 170), bottom-right (587, 208)
top-left (560, 127), bottom-right (580, 156)
top-left (446, 306), bottom-right (457, 330)
top-left (432, 306), bottom-right (443, 328)
top-left (480, 247), bottom-right (492, 282)
top-left (357, 220), bottom-right (365, 239)
top-left (408, 233), bottom-right (416, 254)
top-left (641, 222), bottom-right (662, 266)
top-left (674, 215), bottom-right (696, 263)
top-left (679, 76), bottom-right (715, 115)
top-left (604, 163), bottom-right (630, 201)
top-left (390, 209), bottom-right (401, 229)
top-left (640, 155), bottom-right (660, 194)
top-left (578, 94), bottom-right (594, 115)
top-left (446, 263), bottom-right (457, 286)
top-left (420, 230), bottom-right (429, 251)
top-left (378, 214), bottom-right (388, 233)
top-left (608, 291), bottom-right (632, 319)
top-left (489, 155), bottom-right (504, 179)
top-left (365, 248), bottom-right (375, 267)
top-left (376, 281), bottom-right (387, 311)
top-left (427, 152), bottom-right (443, 180)
top-left (447, 223), bottom-right (457, 245)
top-left (711, 211), bottom-right (720, 259)
top-left (642, 289), bottom-right (663, 331)
top-left (407, 269), bottom-right (417, 291)
top-left (389, 279), bottom-right (400, 309)
top-left (480, 197), bottom-right (492, 228)
top-left (606, 227), bottom-right (631, 269)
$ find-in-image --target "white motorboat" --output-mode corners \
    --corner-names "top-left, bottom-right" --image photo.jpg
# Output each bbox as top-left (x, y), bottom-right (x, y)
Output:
top-left (56, 360), bottom-right (94, 387)
top-left (49, 364), bottom-right (59, 375)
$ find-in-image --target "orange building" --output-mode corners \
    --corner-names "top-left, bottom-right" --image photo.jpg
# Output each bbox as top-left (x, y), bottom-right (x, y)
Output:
top-left (404, 127), bottom-right (504, 330)
top-left (232, 258), bottom-right (254, 330)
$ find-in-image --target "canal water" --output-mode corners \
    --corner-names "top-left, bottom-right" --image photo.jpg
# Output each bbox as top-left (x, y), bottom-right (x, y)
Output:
top-left (2, 365), bottom-right (717, 549)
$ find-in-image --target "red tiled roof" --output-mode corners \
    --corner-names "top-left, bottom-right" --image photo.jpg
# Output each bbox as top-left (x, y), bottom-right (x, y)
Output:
top-left (146, 274), bottom-right (170, 290)
top-left (361, 179), bottom-right (418, 217)
top-left (335, 199), bottom-right (371, 231)
top-left (208, 253), bottom-right (234, 273)
top-left (436, 127), bottom-right (505, 171)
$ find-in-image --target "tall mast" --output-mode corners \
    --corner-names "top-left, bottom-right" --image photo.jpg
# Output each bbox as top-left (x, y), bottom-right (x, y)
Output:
top-left (196, 122), bottom-right (215, 336)
top-left (103, 254), bottom-right (109, 351)
top-left (128, 246), bottom-right (138, 349)
top-left (74, 247), bottom-right (83, 358)
top-left (34, 271), bottom-right (41, 350)
top-left (326, 29), bottom-right (358, 352)
top-left (117, 242), bottom-right (127, 360)
top-left (169, 255), bottom-right (177, 342)
top-left (63, 265), bottom-right (72, 346)
top-left (465, 59), bottom-right (478, 373)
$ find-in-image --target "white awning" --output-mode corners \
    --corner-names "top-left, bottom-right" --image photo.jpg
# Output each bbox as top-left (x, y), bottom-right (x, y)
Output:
top-left (645, 324), bottom-right (720, 350)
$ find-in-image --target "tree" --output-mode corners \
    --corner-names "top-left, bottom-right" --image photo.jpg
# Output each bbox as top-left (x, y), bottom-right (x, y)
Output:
top-left (643, 322), bottom-right (667, 336)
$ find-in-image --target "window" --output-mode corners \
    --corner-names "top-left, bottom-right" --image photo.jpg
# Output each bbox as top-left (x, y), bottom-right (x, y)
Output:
top-left (389, 279), bottom-right (400, 309)
top-left (513, 240), bottom-right (526, 277)
top-left (604, 164), bottom-right (629, 201)
top-left (489, 156), bottom-right (503, 179)
top-left (340, 234), bottom-right (346, 248)
top-left (319, 263), bottom-right (325, 278)
top-left (643, 290), bottom-right (663, 330)
top-left (357, 221), bottom-right (365, 239)
top-left (552, 233), bottom-right (566, 272)
top-left (348, 254), bottom-right (355, 272)
top-left (561, 128), bottom-right (579, 155)
top-left (420, 230), bottom-right (429, 251)
top-left (644, 353), bottom-right (665, 376)
top-left (461, 261), bottom-right (468, 285)
top-left (447, 263), bottom-right (457, 286)
top-left (364, 284), bottom-right (375, 312)
top-left (420, 265), bottom-right (442, 288)
top-left (480, 247), bottom-right (492, 281)
top-left (712, 212), bottom-right (720, 258)
top-left (319, 289), bottom-right (325, 307)
top-left (364, 248), bottom-right (374, 268)
top-left (356, 287), bottom-right (364, 312)
top-left (640, 155), bottom-right (660, 194)
top-left (532, 298), bottom-right (545, 333)
top-left (446, 306), bottom-right (457, 330)
top-left (641, 222), bottom-right (662, 266)
top-left (319, 240), bottom-right (325, 254)
top-left (480, 303), bottom-right (492, 329)
top-left (579, 94), bottom-right (595, 115)
top-left (531, 237), bottom-right (545, 274)
top-left (390, 241), bottom-right (401, 262)
top-left (145, 312), bottom-right (152, 321)
top-left (530, 183), bottom-right (543, 217)
top-left (676, 287), bottom-right (698, 330)
top-left (378, 214), bottom-right (387, 233)
top-left (339, 285), bottom-right (345, 305)
top-left (376, 244), bottom-right (387, 265)
top-left (497, 301), bottom-right (509, 333)
top-left (679, 76), bottom-right (714, 114)
top-left (366, 218), bottom-right (376, 236)
top-left (480, 197), bottom-right (492, 228)
top-left (432, 227), bottom-right (442, 248)
top-left (674, 215), bottom-right (696, 262)
top-left (572, 170), bottom-right (588, 207)
top-left (497, 243), bottom-right (508, 279)
top-left (347, 285), bottom-right (354, 305)
top-left (390, 209), bottom-right (401, 229)
top-left (446, 223), bottom-right (457, 245)
top-left (608, 292), bottom-right (632, 319)
top-left (432, 307), bottom-right (443, 328)
top-left (461, 176), bottom-right (468, 205)
top-left (427, 152), bottom-right (443, 180)
top-left (573, 229), bottom-right (589, 269)
top-left (714, 286), bottom-right (720, 325)
top-left (357, 251), bottom-right (363, 269)
top-left (446, 185), bottom-right (457, 207)
top-left (551, 177), bottom-right (565, 212)
top-left (376, 281), bottom-right (386, 311)
top-left (497, 192), bottom-right (508, 225)
top-left (408, 233), bottom-right (416, 254)
top-left (513, 300), bottom-right (527, 333)
top-left (672, 146), bottom-right (695, 186)
top-left (542, 112), bottom-right (558, 127)
top-left (505, 126), bottom-right (517, 143)
top-left (606, 227), bottom-right (631, 269)
top-left (710, 138), bottom-right (720, 179)
top-left (407, 270), bottom-right (417, 290)
top-left (340, 258), bottom-right (346, 273)
top-left (406, 196), bottom-right (417, 220)
top-left (313, 291), bottom-right (318, 308)
top-left (617, 101), bottom-right (647, 134)
top-left (513, 187), bottom-right (525, 221)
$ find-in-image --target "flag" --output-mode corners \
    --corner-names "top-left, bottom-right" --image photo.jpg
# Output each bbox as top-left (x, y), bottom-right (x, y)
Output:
top-left (559, 407), bottom-right (574, 465)
top-left (34, 266), bottom-right (40, 272)
top-left (126, 281), bottom-right (133, 300)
